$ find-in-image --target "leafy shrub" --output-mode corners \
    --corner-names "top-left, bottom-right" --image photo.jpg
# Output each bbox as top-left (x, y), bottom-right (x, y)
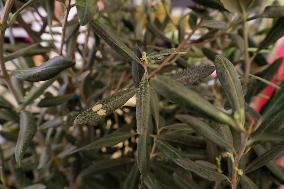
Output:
top-left (0, 0), bottom-right (284, 188)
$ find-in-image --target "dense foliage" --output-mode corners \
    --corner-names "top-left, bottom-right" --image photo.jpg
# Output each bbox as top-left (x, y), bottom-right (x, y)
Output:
top-left (0, 0), bottom-right (284, 188)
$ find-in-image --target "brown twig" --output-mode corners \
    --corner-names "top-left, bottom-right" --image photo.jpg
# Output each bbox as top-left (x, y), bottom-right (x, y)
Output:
top-left (0, 0), bottom-right (20, 103)
top-left (148, 19), bottom-right (203, 78)
top-left (60, 0), bottom-right (72, 55)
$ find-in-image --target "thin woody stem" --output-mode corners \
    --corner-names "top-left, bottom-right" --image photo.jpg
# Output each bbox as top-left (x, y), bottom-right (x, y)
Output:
top-left (148, 19), bottom-right (203, 78)
top-left (60, 0), bottom-right (72, 55)
top-left (0, 0), bottom-right (20, 103)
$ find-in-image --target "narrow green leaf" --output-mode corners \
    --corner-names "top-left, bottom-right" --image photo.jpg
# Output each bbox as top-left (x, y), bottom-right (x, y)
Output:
top-left (155, 139), bottom-right (228, 181)
top-left (250, 58), bottom-right (282, 98)
top-left (69, 131), bottom-right (136, 154)
top-left (4, 43), bottom-right (50, 62)
top-left (74, 88), bottom-right (136, 126)
top-left (202, 20), bottom-right (227, 29)
top-left (0, 109), bottom-right (19, 122)
top-left (220, 0), bottom-right (254, 13)
top-left (252, 145), bottom-right (284, 182)
top-left (150, 164), bottom-right (178, 189)
top-left (44, 0), bottom-right (54, 26)
top-left (202, 48), bottom-right (218, 62)
top-left (160, 123), bottom-right (195, 134)
top-left (39, 119), bottom-right (62, 130)
top-left (37, 146), bottom-right (51, 170)
top-left (255, 86), bottom-right (284, 134)
top-left (240, 175), bottom-right (259, 189)
top-left (191, 0), bottom-right (226, 11)
top-left (38, 94), bottom-right (74, 107)
top-left (250, 130), bottom-right (284, 144)
top-left (150, 87), bottom-right (160, 129)
top-left (136, 79), bottom-right (152, 175)
top-left (15, 111), bottom-right (37, 166)
top-left (143, 173), bottom-right (163, 189)
top-left (215, 55), bottom-right (245, 130)
top-left (91, 18), bottom-right (141, 65)
top-left (215, 123), bottom-right (234, 148)
top-left (262, 6), bottom-right (284, 18)
top-left (259, 17), bottom-right (284, 49)
top-left (150, 75), bottom-right (237, 130)
top-left (77, 158), bottom-right (134, 183)
top-left (159, 133), bottom-right (206, 148)
top-left (123, 164), bottom-right (139, 189)
top-left (19, 77), bottom-right (58, 110)
top-left (0, 96), bottom-right (14, 110)
top-left (13, 56), bottom-right (74, 82)
top-left (173, 170), bottom-right (200, 189)
top-left (75, 0), bottom-right (95, 25)
top-left (176, 115), bottom-right (235, 152)
top-left (245, 142), bottom-right (284, 173)
top-left (172, 65), bottom-right (215, 85)
top-left (257, 110), bottom-right (284, 134)
top-left (131, 48), bottom-right (144, 87)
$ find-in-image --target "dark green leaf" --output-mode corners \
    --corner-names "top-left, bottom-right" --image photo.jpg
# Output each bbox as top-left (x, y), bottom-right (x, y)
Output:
top-left (150, 75), bottom-right (237, 129)
top-left (74, 88), bottom-right (136, 126)
top-left (220, 0), bottom-right (254, 13)
top-left (202, 48), bottom-right (218, 62)
top-left (38, 94), bottom-right (74, 107)
top-left (250, 130), bottom-right (284, 144)
top-left (255, 86), bottom-right (284, 134)
top-left (259, 17), bottom-right (284, 49)
top-left (258, 109), bottom-right (284, 134)
top-left (76, 0), bottom-right (95, 25)
top-left (15, 111), bottom-right (37, 166)
top-left (0, 109), bottom-right (19, 122)
top-left (77, 158), bottom-right (134, 183)
top-left (173, 170), bottom-right (200, 189)
top-left (39, 119), bottom-right (62, 130)
top-left (215, 55), bottom-right (245, 130)
top-left (172, 65), bottom-right (215, 85)
top-left (131, 48), bottom-right (144, 87)
top-left (252, 145), bottom-right (284, 182)
top-left (123, 164), bottom-right (139, 189)
top-left (19, 77), bottom-right (58, 110)
top-left (143, 173), bottom-right (163, 189)
top-left (136, 79), bottom-right (152, 175)
top-left (44, 0), bottom-right (54, 26)
top-left (240, 175), bottom-right (259, 189)
top-left (69, 131), bottom-right (136, 154)
top-left (262, 6), bottom-right (284, 18)
top-left (4, 43), bottom-right (50, 62)
top-left (150, 87), bottom-right (160, 129)
top-left (91, 18), bottom-right (141, 65)
top-left (13, 56), bottom-right (74, 82)
top-left (247, 58), bottom-right (282, 99)
top-left (0, 96), bottom-right (14, 110)
top-left (246, 142), bottom-right (284, 173)
top-left (202, 20), bottom-right (227, 29)
top-left (191, 0), bottom-right (226, 11)
top-left (176, 115), bottom-right (235, 152)
top-left (155, 139), bottom-right (228, 181)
